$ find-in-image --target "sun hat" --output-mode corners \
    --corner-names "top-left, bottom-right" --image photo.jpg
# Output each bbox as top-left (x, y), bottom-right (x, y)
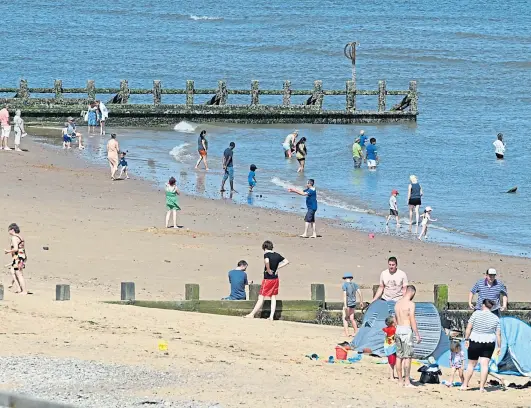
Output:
top-left (486, 268), bottom-right (497, 275)
top-left (392, 189), bottom-right (399, 195)
top-left (342, 272), bottom-right (353, 279)
top-left (425, 206), bottom-right (433, 212)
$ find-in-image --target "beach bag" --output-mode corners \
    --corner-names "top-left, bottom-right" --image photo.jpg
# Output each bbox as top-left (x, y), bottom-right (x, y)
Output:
top-left (418, 365), bottom-right (441, 384)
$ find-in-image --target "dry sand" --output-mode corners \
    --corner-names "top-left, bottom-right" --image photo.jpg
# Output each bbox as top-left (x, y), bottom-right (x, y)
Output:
top-left (0, 138), bottom-right (529, 407)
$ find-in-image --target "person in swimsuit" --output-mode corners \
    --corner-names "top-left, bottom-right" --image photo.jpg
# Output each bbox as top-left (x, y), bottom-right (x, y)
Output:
top-left (165, 176), bottom-right (181, 228)
top-left (295, 137), bottom-right (307, 173)
top-left (195, 130), bottom-right (209, 170)
top-left (418, 206), bottom-right (437, 241)
top-left (4, 223), bottom-right (28, 295)
top-left (407, 175), bottom-right (423, 232)
top-left (107, 133), bottom-right (120, 180)
top-left (282, 130), bottom-right (298, 158)
top-left (394, 285), bottom-right (422, 387)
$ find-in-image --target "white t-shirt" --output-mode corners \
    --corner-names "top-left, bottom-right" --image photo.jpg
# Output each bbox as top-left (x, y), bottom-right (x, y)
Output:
top-left (380, 269), bottom-right (408, 301)
top-left (99, 102), bottom-right (109, 120)
top-left (493, 140), bottom-right (505, 155)
top-left (389, 196), bottom-right (397, 210)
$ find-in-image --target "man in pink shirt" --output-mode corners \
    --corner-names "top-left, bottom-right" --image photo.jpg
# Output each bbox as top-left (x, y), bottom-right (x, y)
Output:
top-left (371, 256), bottom-right (409, 302)
top-left (0, 105), bottom-right (11, 150)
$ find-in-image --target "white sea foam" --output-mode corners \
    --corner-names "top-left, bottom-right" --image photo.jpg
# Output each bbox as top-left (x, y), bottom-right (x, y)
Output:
top-left (189, 15), bottom-right (223, 21)
top-left (173, 121), bottom-right (197, 133)
top-left (169, 143), bottom-right (192, 162)
top-left (270, 177), bottom-right (368, 213)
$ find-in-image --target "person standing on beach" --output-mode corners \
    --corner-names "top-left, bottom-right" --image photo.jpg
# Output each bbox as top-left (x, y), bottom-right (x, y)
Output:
top-left (386, 190), bottom-right (400, 228)
top-left (295, 137), bottom-right (307, 173)
top-left (288, 179), bottom-right (318, 238)
top-left (107, 133), bottom-right (120, 180)
top-left (97, 100), bottom-right (109, 135)
top-left (195, 130), bottom-right (209, 170)
top-left (165, 176), bottom-right (181, 228)
top-left (282, 130), bottom-right (298, 158)
top-left (371, 257), bottom-right (408, 303)
top-left (469, 268), bottom-right (508, 317)
top-left (87, 102), bottom-right (98, 134)
top-left (0, 104), bottom-right (11, 150)
top-left (221, 142), bottom-right (236, 193)
top-left (418, 206), bottom-right (437, 240)
top-left (352, 137), bottom-right (364, 168)
top-left (366, 138), bottom-right (378, 170)
top-left (4, 223), bottom-right (28, 295)
top-left (245, 240), bottom-right (289, 320)
top-left (407, 175), bottom-right (423, 232)
top-left (13, 109), bottom-right (26, 152)
top-left (394, 285), bottom-right (422, 388)
top-left (493, 133), bottom-right (505, 160)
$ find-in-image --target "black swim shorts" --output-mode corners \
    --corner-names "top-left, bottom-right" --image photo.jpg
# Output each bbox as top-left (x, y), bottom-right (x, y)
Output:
top-left (304, 209), bottom-right (316, 223)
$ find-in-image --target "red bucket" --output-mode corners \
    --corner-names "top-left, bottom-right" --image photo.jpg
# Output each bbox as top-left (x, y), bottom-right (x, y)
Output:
top-left (335, 345), bottom-right (350, 360)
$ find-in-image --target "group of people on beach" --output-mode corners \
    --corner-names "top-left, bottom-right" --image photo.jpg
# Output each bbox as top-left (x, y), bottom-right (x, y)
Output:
top-left (84, 100), bottom-right (109, 135)
top-left (0, 104), bottom-right (27, 151)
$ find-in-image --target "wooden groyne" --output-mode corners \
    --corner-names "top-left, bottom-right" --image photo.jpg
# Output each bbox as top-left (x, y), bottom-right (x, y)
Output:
top-left (0, 79), bottom-right (418, 125)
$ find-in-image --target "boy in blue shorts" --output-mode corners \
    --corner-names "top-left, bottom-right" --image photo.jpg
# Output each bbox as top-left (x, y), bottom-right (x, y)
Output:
top-left (248, 164), bottom-right (257, 192)
top-left (118, 151), bottom-right (129, 179)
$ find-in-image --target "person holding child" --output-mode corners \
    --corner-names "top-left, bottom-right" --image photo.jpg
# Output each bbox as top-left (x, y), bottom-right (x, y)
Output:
top-left (341, 272), bottom-right (363, 337)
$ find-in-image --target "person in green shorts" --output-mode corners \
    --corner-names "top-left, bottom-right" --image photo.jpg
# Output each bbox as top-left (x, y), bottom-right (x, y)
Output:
top-left (165, 176), bottom-right (181, 228)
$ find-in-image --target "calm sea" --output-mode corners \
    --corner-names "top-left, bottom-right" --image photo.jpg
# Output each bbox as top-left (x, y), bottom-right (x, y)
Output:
top-left (2, 0), bottom-right (530, 256)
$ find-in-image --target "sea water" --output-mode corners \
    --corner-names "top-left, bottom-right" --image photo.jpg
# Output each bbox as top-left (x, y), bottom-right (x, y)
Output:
top-left (3, 0), bottom-right (531, 256)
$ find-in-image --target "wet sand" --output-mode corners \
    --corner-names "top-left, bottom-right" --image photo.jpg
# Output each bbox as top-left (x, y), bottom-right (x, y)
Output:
top-left (0, 137), bottom-right (529, 407)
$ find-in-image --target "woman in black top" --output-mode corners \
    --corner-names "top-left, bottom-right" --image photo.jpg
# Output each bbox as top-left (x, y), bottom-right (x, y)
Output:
top-left (245, 240), bottom-right (290, 320)
top-left (195, 130), bottom-right (209, 170)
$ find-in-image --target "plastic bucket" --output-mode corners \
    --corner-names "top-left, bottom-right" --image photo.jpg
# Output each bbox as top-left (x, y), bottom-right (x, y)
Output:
top-left (335, 345), bottom-right (350, 360)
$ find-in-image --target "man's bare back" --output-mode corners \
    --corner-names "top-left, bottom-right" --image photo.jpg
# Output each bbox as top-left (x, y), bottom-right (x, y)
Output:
top-left (395, 298), bottom-right (414, 328)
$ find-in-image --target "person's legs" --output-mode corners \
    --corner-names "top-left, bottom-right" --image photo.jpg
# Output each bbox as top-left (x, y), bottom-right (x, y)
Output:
top-left (14, 269), bottom-right (27, 295)
top-left (403, 358), bottom-right (413, 386)
top-left (203, 154), bottom-right (209, 170)
top-left (101, 120), bottom-right (106, 135)
top-left (342, 308), bottom-right (350, 336)
top-left (458, 367), bottom-right (464, 383)
top-left (300, 222), bottom-right (310, 238)
top-left (269, 295), bottom-right (277, 320)
top-left (388, 354), bottom-right (397, 379)
top-left (478, 357), bottom-right (489, 391)
top-left (415, 206), bottom-right (420, 230)
top-left (195, 154), bottom-right (203, 169)
top-left (349, 307), bottom-right (358, 334)
top-left (172, 209), bottom-right (177, 228)
top-left (245, 295), bottom-right (265, 318)
top-left (461, 359), bottom-right (478, 389)
top-left (124, 167), bottom-right (129, 179)
top-left (396, 357), bottom-right (404, 386)
top-left (386, 214), bottom-right (391, 225)
top-left (8, 267), bottom-right (16, 289)
top-left (408, 205), bottom-right (413, 229)
top-left (229, 168), bottom-right (236, 192)
top-left (221, 170), bottom-right (228, 191)
top-left (165, 210), bottom-right (171, 228)
top-left (418, 225), bottom-right (426, 240)
top-left (310, 222), bottom-right (317, 238)
top-left (395, 215), bottom-right (400, 227)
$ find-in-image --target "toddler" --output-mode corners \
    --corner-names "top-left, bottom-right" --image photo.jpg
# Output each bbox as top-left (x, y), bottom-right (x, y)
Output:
top-left (386, 190), bottom-right (400, 228)
top-left (448, 341), bottom-right (464, 386)
top-left (382, 316), bottom-right (397, 379)
top-left (118, 152), bottom-right (129, 179)
top-left (341, 272), bottom-right (363, 337)
top-left (418, 206), bottom-right (437, 240)
top-left (248, 164), bottom-right (257, 192)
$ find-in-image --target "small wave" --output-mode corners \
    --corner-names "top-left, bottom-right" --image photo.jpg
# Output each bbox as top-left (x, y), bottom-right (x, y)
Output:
top-left (169, 143), bottom-right (192, 162)
top-left (174, 121), bottom-right (198, 134)
top-left (189, 14), bottom-right (223, 21)
top-left (270, 177), bottom-right (367, 213)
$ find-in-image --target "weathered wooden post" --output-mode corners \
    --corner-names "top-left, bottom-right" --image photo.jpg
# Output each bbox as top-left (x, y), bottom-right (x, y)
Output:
top-left (185, 283), bottom-right (200, 300)
top-left (186, 80), bottom-right (194, 106)
top-left (409, 80), bottom-right (418, 113)
top-left (87, 80), bottom-right (96, 100)
top-left (119, 80), bottom-right (130, 104)
top-left (346, 80), bottom-right (355, 111)
top-left (251, 80), bottom-right (259, 105)
top-left (282, 80), bottom-right (291, 106)
top-left (433, 284), bottom-right (448, 312)
top-left (56, 284), bottom-right (70, 301)
top-left (378, 80), bottom-right (386, 112)
top-left (313, 80), bottom-right (323, 109)
top-left (153, 80), bottom-right (162, 105)
top-left (0, 284), bottom-right (4, 300)
top-left (17, 79), bottom-right (29, 100)
top-left (249, 283), bottom-right (261, 301)
top-left (54, 80), bottom-right (63, 100)
top-left (372, 284), bottom-right (380, 298)
top-left (311, 284), bottom-right (326, 303)
top-left (121, 282), bottom-right (135, 301)
top-left (218, 80), bottom-right (227, 105)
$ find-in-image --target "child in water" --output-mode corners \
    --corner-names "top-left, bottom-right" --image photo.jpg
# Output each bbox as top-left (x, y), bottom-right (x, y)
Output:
top-left (447, 341), bottom-right (465, 386)
top-left (248, 164), bottom-right (257, 192)
top-left (382, 316), bottom-right (397, 379)
top-left (418, 206), bottom-right (437, 240)
top-left (386, 190), bottom-right (400, 228)
top-left (118, 152), bottom-right (129, 179)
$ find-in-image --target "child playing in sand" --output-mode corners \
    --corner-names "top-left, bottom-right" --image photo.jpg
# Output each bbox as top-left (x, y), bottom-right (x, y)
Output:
top-left (447, 341), bottom-right (464, 386)
top-left (118, 152), bottom-right (129, 179)
top-left (386, 190), bottom-right (400, 228)
top-left (165, 177), bottom-right (181, 229)
top-left (342, 272), bottom-right (363, 337)
top-left (418, 206), bottom-right (437, 240)
top-left (248, 164), bottom-right (257, 192)
top-left (382, 316), bottom-right (397, 379)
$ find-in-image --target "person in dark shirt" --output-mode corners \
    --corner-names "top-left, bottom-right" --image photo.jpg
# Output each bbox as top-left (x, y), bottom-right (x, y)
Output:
top-left (223, 260), bottom-right (249, 300)
top-left (245, 240), bottom-right (289, 320)
top-left (220, 141), bottom-right (236, 193)
top-left (288, 179), bottom-right (318, 238)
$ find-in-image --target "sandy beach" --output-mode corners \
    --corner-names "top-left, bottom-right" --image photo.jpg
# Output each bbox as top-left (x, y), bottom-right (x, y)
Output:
top-left (0, 137), bottom-right (530, 407)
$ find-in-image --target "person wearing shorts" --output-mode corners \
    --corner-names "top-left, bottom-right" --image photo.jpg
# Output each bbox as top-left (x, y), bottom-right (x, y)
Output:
top-left (352, 137), bottom-right (364, 168)
top-left (407, 175), bottom-right (423, 231)
top-left (0, 105), bottom-right (11, 150)
top-left (288, 179), bottom-right (318, 238)
top-left (221, 142), bottom-right (236, 193)
top-left (366, 137), bottom-right (378, 169)
top-left (461, 299), bottom-right (502, 392)
top-left (195, 130), bottom-right (209, 170)
top-left (245, 240), bottom-right (290, 320)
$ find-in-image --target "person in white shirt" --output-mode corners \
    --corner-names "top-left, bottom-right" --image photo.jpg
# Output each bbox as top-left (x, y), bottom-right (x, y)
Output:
top-left (97, 100), bottom-right (109, 135)
top-left (493, 133), bottom-right (505, 159)
top-left (13, 110), bottom-right (26, 152)
top-left (386, 189), bottom-right (400, 228)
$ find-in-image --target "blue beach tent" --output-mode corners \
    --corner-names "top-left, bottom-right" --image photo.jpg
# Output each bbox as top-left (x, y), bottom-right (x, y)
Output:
top-left (437, 316), bottom-right (531, 376)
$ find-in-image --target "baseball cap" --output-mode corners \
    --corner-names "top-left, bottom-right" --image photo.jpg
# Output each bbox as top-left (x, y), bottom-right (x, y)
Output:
top-left (486, 268), bottom-right (497, 275)
top-left (392, 189), bottom-right (399, 195)
top-left (342, 272), bottom-right (353, 279)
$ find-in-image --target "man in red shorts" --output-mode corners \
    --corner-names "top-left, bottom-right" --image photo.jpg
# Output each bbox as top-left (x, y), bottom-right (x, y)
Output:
top-left (245, 240), bottom-right (290, 321)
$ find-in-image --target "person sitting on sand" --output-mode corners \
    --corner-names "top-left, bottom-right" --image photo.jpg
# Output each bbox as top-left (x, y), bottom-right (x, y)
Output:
top-left (67, 116), bottom-right (84, 150)
top-left (341, 272), bottom-right (363, 337)
top-left (394, 285), bottom-right (422, 388)
top-left (165, 177), bottom-right (181, 229)
top-left (245, 240), bottom-right (289, 320)
top-left (418, 206), bottom-right (437, 241)
top-left (288, 179), bottom-right (318, 238)
top-left (223, 260), bottom-right (249, 300)
top-left (4, 223), bottom-right (28, 295)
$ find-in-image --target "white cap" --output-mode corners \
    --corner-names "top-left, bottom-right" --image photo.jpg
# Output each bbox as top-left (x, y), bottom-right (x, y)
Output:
top-left (425, 206), bottom-right (433, 212)
top-left (486, 268), bottom-right (497, 275)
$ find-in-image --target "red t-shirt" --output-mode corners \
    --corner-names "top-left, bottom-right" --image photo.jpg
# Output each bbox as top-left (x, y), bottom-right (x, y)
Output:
top-left (382, 326), bottom-right (396, 345)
